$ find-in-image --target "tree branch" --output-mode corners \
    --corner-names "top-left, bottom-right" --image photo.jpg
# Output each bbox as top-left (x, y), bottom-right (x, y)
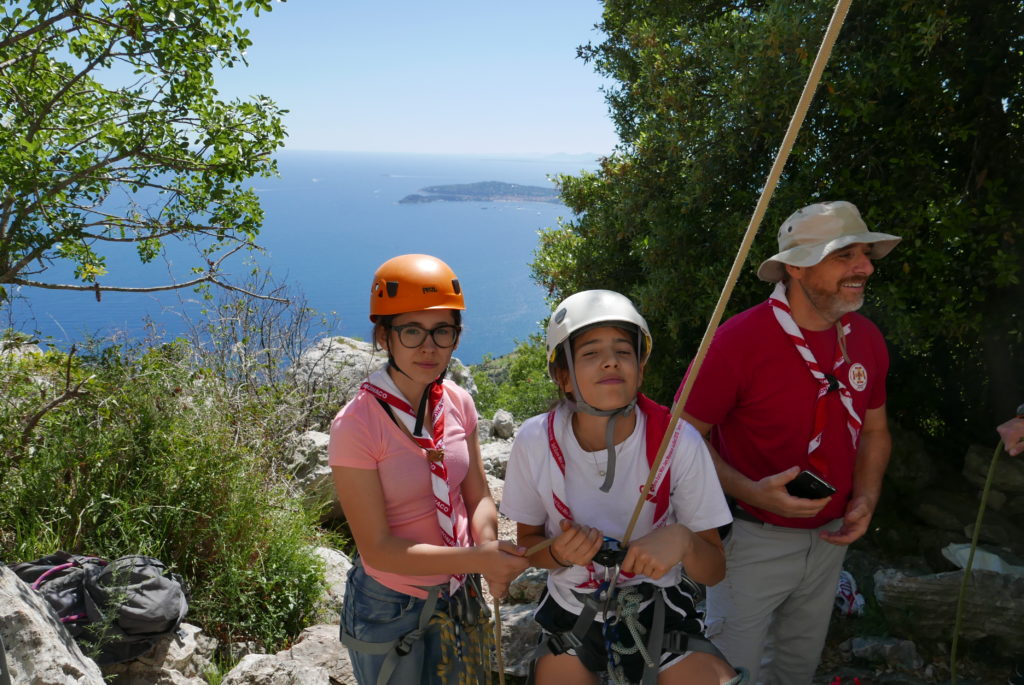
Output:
top-left (0, 6), bottom-right (79, 58)
top-left (20, 344), bottom-right (94, 450)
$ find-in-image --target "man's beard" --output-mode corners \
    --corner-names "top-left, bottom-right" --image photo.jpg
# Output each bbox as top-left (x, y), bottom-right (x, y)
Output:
top-left (798, 278), bottom-right (866, 324)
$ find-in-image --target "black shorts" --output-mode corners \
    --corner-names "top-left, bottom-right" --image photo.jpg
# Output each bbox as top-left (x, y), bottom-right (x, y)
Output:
top-left (534, 582), bottom-right (706, 683)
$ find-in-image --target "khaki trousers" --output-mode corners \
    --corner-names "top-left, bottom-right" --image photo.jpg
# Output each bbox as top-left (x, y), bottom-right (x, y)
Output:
top-left (705, 517), bottom-right (847, 685)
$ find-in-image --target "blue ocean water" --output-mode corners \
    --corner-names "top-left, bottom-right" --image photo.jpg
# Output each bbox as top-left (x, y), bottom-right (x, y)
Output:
top-left (10, 151), bottom-right (597, 364)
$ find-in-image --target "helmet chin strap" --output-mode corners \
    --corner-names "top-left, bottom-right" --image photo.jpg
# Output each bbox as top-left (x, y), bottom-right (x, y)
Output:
top-left (561, 339), bottom-right (637, 493)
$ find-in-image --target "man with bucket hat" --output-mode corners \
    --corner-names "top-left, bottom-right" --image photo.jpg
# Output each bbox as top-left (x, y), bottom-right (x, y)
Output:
top-left (675, 201), bottom-right (899, 684)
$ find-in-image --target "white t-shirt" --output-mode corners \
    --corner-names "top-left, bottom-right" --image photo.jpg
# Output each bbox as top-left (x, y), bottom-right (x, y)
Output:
top-left (500, 402), bottom-right (732, 616)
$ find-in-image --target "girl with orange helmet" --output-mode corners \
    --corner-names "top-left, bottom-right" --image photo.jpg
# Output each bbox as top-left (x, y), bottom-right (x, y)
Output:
top-left (329, 254), bottom-right (528, 684)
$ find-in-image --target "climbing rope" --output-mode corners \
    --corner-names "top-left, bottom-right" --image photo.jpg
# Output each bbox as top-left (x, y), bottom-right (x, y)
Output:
top-left (950, 439), bottom-right (1004, 684)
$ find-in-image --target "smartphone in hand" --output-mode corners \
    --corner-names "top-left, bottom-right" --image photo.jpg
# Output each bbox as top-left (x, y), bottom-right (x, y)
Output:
top-left (785, 470), bottom-right (836, 499)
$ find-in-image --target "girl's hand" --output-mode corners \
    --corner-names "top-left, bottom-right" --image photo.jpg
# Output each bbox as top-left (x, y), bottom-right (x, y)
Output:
top-left (622, 524), bottom-right (691, 580)
top-left (551, 518), bottom-right (603, 567)
top-left (478, 540), bottom-right (528, 598)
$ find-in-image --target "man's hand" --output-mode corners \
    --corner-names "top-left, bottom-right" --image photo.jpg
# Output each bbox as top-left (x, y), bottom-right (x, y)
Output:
top-left (997, 417), bottom-right (1024, 457)
top-left (819, 494), bottom-right (873, 546)
top-left (748, 465), bottom-right (832, 518)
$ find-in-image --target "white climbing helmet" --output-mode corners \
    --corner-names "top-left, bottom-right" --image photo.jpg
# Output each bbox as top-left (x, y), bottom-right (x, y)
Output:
top-left (546, 289), bottom-right (652, 382)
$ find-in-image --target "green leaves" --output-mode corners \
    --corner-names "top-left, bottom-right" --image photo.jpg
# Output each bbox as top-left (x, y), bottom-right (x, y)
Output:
top-left (0, 0), bottom-right (286, 296)
top-left (534, 0), bottom-right (1024, 445)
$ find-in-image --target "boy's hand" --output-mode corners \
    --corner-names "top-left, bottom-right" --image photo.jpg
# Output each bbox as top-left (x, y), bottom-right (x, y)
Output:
top-left (622, 524), bottom-right (690, 580)
top-left (550, 518), bottom-right (603, 566)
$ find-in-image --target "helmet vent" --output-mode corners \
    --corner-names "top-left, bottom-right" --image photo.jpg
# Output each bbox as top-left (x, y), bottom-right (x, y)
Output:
top-left (452, 279), bottom-right (461, 295)
top-left (554, 308), bottom-right (567, 324)
top-left (386, 281), bottom-right (399, 298)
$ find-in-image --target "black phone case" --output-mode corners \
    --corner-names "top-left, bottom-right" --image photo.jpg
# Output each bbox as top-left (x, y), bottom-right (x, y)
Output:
top-left (785, 471), bottom-right (836, 499)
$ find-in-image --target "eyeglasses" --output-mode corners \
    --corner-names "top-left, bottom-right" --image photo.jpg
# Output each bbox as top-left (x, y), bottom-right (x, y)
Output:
top-left (390, 323), bottom-right (461, 349)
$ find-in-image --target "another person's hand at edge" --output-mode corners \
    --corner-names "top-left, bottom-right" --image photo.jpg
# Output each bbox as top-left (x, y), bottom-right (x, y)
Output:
top-left (997, 416), bottom-right (1024, 457)
top-left (478, 539), bottom-right (528, 598)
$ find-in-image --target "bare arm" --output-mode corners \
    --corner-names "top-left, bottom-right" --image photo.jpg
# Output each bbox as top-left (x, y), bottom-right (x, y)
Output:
top-left (460, 427), bottom-right (498, 545)
top-left (680, 411), bottom-right (830, 518)
top-left (332, 464), bottom-right (527, 584)
top-left (820, 403), bottom-right (891, 545)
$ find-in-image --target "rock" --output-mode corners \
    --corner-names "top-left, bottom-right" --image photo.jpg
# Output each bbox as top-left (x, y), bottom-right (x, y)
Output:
top-left (885, 423), bottom-right (936, 493)
top-left (844, 636), bottom-right (924, 670)
top-left (101, 623), bottom-right (217, 684)
top-left (912, 490), bottom-right (980, 532)
top-left (313, 547), bottom-right (352, 624)
top-left (874, 568), bottom-right (1024, 652)
top-left (284, 430), bottom-right (341, 521)
top-left (963, 443), bottom-right (1024, 493)
top-left (287, 337), bottom-right (383, 403)
top-left (497, 602), bottom-right (542, 678)
top-left (220, 654), bottom-right (331, 685)
top-left (963, 509), bottom-right (1024, 553)
top-left (226, 641), bottom-right (264, 662)
top-left (480, 439), bottom-right (513, 479)
top-left (276, 624), bottom-right (355, 684)
top-left (0, 566), bottom-right (104, 684)
top-left (492, 409), bottom-right (516, 439)
top-left (507, 568), bottom-right (547, 605)
top-left (478, 418), bottom-right (494, 439)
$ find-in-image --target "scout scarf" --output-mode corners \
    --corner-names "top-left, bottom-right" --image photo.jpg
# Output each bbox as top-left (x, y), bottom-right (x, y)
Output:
top-left (768, 282), bottom-right (862, 478)
top-left (360, 370), bottom-right (463, 592)
top-left (546, 397), bottom-right (675, 589)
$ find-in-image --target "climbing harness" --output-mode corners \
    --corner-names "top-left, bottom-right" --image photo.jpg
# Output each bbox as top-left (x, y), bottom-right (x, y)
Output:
top-left (341, 562), bottom-right (495, 685)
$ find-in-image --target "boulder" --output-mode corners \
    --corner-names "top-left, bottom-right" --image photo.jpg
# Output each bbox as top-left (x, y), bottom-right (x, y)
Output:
top-left (312, 547), bottom-right (352, 624)
top-left (276, 624), bottom-right (355, 684)
top-left (842, 636), bottom-right (924, 670)
top-left (0, 566), bottom-right (104, 684)
top-left (912, 490), bottom-right (979, 532)
top-left (506, 568), bottom-right (547, 605)
top-left (284, 430), bottom-right (341, 521)
top-left (101, 623), bottom-right (216, 684)
top-left (492, 409), bottom-right (516, 439)
top-left (963, 443), bottom-right (1024, 494)
top-left (480, 439), bottom-right (513, 479)
top-left (220, 654), bottom-right (331, 685)
top-left (874, 568), bottom-right (1024, 652)
top-left (497, 602), bottom-right (542, 678)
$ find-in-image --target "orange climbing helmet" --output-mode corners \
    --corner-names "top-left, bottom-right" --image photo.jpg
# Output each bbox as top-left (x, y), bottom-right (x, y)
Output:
top-left (369, 254), bottom-right (465, 321)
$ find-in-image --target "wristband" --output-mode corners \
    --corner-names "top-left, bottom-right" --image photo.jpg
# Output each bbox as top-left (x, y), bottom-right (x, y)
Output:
top-left (550, 547), bottom-right (572, 568)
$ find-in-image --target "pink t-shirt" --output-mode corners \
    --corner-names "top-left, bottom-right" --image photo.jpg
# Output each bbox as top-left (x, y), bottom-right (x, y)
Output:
top-left (329, 379), bottom-right (478, 597)
top-left (679, 301), bottom-right (889, 529)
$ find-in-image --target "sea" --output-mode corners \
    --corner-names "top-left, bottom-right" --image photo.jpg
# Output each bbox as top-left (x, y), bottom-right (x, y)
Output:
top-left (8, 151), bottom-right (600, 364)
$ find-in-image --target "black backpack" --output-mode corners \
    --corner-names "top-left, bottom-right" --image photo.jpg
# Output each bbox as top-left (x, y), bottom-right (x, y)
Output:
top-left (9, 551), bottom-right (189, 665)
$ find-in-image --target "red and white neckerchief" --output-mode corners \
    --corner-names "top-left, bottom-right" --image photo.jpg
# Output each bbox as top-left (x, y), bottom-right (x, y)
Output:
top-left (768, 282), bottom-right (863, 478)
top-left (360, 369), bottom-right (463, 592)
top-left (545, 405), bottom-right (671, 589)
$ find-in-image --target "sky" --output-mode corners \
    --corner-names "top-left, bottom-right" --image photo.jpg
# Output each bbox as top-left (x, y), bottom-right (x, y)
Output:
top-left (214, 1), bottom-right (620, 156)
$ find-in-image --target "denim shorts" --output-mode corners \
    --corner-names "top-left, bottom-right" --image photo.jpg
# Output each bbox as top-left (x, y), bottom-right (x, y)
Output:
top-left (340, 561), bottom-right (447, 685)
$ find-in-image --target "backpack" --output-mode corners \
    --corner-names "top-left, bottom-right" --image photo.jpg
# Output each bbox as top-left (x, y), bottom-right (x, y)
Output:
top-left (9, 551), bottom-right (189, 665)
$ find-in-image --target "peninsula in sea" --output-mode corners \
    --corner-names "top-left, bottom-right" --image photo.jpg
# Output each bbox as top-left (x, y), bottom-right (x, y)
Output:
top-left (399, 180), bottom-right (561, 204)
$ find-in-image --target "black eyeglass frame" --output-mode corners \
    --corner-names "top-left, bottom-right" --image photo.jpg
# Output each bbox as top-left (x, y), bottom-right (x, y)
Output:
top-left (388, 323), bottom-right (461, 349)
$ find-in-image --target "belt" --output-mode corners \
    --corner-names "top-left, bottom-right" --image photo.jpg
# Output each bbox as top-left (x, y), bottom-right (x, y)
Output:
top-left (730, 503), bottom-right (764, 525)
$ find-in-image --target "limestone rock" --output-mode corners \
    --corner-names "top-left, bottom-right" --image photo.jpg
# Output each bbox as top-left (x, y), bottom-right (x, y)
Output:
top-left (220, 654), bottom-right (331, 685)
top-left (963, 442), bottom-right (1024, 494)
top-left (497, 602), bottom-right (542, 678)
top-left (492, 409), bottom-right (516, 439)
top-left (912, 490), bottom-right (980, 532)
top-left (101, 623), bottom-right (216, 684)
top-left (284, 430), bottom-right (341, 522)
top-left (507, 568), bottom-right (547, 605)
top-left (0, 566), bottom-right (104, 684)
top-left (843, 636), bottom-right (924, 670)
top-left (312, 547), bottom-right (352, 624)
top-left (480, 439), bottom-right (512, 479)
top-left (874, 567), bottom-right (1024, 651)
top-left (276, 624), bottom-right (355, 684)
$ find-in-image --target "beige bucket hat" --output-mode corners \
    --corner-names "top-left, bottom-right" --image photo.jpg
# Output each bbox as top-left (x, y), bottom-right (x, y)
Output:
top-left (757, 201), bottom-right (901, 282)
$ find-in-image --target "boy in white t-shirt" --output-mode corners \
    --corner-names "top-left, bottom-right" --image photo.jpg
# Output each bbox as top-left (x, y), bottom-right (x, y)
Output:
top-left (501, 290), bottom-right (742, 685)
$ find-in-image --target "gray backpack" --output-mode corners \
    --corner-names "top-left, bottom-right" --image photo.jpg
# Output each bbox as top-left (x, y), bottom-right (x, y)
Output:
top-left (9, 551), bottom-right (189, 665)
